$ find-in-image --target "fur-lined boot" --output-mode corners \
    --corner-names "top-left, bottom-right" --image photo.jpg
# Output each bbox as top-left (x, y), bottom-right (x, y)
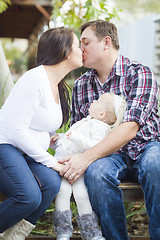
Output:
top-left (0, 232), bottom-right (5, 238)
top-left (53, 210), bottom-right (73, 240)
top-left (1, 219), bottom-right (35, 240)
top-left (76, 212), bottom-right (105, 240)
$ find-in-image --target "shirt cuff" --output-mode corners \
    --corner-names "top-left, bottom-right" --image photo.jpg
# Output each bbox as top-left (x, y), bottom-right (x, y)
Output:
top-left (123, 108), bottom-right (147, 126)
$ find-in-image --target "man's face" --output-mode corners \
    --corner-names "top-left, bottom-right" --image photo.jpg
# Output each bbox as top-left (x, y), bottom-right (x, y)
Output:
top-left (80, 26), bottom-right (105, 69)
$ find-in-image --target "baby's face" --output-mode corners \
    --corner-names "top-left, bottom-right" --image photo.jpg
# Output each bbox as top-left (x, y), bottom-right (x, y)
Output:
top-left (88, 94), bottom-right (106, 119)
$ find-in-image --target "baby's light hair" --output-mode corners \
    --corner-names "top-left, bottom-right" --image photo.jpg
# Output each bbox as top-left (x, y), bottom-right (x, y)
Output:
top-left (100, 92), bottom-right (127, 132)
top-left (109, 93), bottom-right (127, 132)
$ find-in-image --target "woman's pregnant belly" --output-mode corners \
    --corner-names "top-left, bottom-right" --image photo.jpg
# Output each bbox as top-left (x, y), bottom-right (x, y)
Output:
top-left (28, 128), bottom-right (50, 150)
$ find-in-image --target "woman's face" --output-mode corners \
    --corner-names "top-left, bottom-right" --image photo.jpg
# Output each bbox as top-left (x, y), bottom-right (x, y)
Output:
top-left (68, 34), bottom-right (83, 69)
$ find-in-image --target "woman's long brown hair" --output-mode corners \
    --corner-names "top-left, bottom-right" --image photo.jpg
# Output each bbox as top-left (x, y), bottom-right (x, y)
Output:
top-left (37, 27), bottom-right (73, 126)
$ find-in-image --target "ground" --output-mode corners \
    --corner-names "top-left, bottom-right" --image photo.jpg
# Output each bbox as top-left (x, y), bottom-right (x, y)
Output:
top-left (127, 203), bottom-right (149, 237)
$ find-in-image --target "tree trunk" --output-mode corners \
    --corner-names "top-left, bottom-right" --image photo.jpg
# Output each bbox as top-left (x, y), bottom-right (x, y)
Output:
top-left (0, 40), bottom-right (14, 107)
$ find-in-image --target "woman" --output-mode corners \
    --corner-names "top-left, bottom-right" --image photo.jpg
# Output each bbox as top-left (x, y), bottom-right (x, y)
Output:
top-left (0, 27), bottom-right (82, 239)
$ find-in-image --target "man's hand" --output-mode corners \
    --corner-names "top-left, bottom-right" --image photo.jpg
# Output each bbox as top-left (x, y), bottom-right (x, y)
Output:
top-left (58, 153), bottom-right (90, 183)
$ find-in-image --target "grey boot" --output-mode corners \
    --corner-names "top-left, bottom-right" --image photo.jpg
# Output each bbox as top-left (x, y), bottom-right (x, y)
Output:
top-left (76, 212), bottom-right (105, 240)
top-left (53, 210), bottom-right (73, 240)
top-left (1, 219), bottom-right (35, 240)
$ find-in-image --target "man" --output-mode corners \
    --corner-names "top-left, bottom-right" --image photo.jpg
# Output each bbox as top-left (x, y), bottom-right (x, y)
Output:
top-left (60, 20), bottom-right (160, 239)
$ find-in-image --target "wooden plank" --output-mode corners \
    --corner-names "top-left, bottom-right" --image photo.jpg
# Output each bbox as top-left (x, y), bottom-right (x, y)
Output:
top-left (129, 237), bottom-right (150, 240)
top-left (26, 236), bottom-right (150, 240)
top-left (26, 237), bottom-right (81, 240)
top-left (0, 182), bottom-right (144, 202)
top-left (119, 182), bottom-right (144, 202)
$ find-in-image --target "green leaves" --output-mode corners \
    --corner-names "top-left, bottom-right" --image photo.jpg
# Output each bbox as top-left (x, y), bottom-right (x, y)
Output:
top-left (51, 0), bottom-right (120, 30)
top-left (124, 202), bottom-right (145, 220)
top-left (0, 0), bottom-right (11, 13)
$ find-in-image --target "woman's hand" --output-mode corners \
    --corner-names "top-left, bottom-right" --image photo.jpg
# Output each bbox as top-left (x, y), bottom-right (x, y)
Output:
top-left (51, 162), bottom-right (64, 172)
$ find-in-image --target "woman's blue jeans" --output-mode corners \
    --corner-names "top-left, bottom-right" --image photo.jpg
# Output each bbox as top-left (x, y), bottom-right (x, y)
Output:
top-left (0, 144), bottom-right (61, 233)
top-left (85, 141), bottom-right (160, 240)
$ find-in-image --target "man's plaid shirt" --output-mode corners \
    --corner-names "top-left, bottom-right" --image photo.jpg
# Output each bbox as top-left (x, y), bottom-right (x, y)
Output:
top-left (71, 54), bottom-right (160, 161)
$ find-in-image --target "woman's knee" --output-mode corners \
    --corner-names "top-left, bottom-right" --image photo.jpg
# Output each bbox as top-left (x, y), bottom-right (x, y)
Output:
top-left (37, 170), bottom-right (61, 196)
top-left (15, 185), bottom-right (42, 212)
top-left (46, 171), bottom-right (61, 195)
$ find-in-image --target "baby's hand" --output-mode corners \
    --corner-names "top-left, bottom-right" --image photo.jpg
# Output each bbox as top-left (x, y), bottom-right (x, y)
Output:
top-left (50, 134), bottom-right (59, 146)
top-left (66, 131), bottom-right (71, 140)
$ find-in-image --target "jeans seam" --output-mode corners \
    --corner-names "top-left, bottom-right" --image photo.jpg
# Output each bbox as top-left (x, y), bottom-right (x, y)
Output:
top-left (32, 172), bottom-right (42, 188)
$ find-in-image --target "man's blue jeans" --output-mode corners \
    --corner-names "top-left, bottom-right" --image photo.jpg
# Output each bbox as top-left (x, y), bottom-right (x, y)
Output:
top-left (85, 141), bottom-right (160, 240)
top-left (0, 144), bottom-right (61, 233)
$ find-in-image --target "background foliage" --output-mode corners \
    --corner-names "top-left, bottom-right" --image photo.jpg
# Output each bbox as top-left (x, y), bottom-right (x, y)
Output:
top-left (1, 39), bottom-right (28, 76)
top-left (52, 0), bottom-right (120, 30)
top-left (114, 0), bottom-right (160, 14)
top-left (0, 0), bottom-right (10, 13)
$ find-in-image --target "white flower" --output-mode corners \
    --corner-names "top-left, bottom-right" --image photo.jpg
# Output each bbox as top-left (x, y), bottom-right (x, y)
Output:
top-left (92, 0), bottom-right (101, 10)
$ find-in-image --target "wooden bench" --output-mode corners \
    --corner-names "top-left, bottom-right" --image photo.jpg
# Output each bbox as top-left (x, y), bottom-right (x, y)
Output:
top-left (119, 182), bottom-right (144, 202)
top-left (0, 182), bottom-right (150, 240)
top-left (0, 182), bottom-right (144, 203)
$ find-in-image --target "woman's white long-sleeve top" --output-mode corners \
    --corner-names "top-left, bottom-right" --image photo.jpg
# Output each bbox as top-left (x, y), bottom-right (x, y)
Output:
top-left (0, 65), bottom-right (62, 167)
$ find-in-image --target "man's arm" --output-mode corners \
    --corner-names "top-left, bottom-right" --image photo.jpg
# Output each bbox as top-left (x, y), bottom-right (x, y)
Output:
top-left (59, 121), bottom-right (139, 182)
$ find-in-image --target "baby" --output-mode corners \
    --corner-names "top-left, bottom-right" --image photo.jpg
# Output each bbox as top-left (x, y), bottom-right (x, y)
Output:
top-left (51, 92), bottom-right (127, 240)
